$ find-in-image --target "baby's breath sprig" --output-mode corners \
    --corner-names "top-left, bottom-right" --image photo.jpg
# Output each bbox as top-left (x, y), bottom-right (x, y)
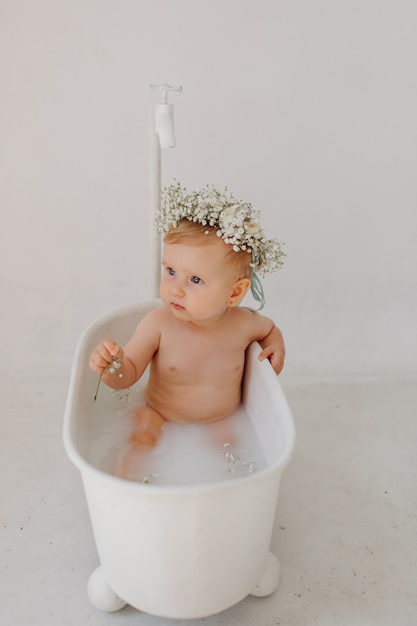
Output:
top-left (93, 357), bottom-right (123, 402)
top-left (157, 181), bottom-right (285, 276)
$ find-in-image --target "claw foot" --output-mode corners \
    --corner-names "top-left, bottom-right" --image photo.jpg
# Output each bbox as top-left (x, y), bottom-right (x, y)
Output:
top-left (250, 552), bottom-right (280, 597)
top-left (87, 566), bottom-right (127, 612)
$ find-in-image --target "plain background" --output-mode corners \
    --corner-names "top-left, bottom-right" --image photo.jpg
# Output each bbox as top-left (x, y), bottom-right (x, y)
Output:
top-left (1, 3), bottom-right (417, 625)
top-left (2, 0), bottom-right (416, 382)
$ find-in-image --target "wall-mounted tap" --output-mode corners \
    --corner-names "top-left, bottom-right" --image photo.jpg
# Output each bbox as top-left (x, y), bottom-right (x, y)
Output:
top-left (150, 84), bottom-right (182, 148)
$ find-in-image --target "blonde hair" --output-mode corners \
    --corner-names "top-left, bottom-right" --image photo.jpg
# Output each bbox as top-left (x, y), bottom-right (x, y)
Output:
top-left (163, 219), bottom-right (254, 280)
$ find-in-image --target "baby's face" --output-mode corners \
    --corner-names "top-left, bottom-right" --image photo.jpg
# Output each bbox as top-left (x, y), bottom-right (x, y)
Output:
top-left (160, 240), bottom-right (238, 325)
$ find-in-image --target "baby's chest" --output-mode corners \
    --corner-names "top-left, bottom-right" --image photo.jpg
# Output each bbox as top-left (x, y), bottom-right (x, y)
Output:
top-left (157, 332), bottom-right (244, 378)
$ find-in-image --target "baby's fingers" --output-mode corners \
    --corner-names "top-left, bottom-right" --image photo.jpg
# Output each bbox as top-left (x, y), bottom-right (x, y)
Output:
top-left (89, 350), bottom-right (110, 374)
top-left (258, 346), bottom-right (274, 362)
top-left (258, 347), bottom-right (284, 375)
top-left (101, 338), bottom-right (123, 360)
top-left (89, 339), bottom-right (122, 374)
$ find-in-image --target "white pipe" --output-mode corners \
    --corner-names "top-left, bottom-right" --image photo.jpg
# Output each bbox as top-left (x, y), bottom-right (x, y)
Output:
top-left (148, 84), bottom-right (182, 298)
top-left (149, 108), bottom-right (162, 298)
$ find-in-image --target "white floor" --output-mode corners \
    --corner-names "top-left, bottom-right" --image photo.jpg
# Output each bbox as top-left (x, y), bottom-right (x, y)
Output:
top-left (1, 286), bottom-right (416, 625)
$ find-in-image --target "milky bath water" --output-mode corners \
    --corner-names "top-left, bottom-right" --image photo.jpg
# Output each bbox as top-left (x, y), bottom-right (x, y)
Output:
top-left (89, 382), bottom-right (267, 486)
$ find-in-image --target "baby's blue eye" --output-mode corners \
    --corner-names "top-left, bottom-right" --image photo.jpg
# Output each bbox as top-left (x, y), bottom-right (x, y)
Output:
top-left (191, 276), bottom-right (202, 284)
top-left (167, 267), bottom-right (175, 276)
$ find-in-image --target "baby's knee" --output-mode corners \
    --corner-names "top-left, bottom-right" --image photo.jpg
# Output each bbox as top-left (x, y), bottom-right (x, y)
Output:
top-left (131, 406), bottom-right (165, 446)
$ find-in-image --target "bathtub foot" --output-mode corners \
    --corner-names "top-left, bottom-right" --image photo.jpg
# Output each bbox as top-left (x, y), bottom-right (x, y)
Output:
top-left (87, 566), bottom-right (127, 612)
top-left (250, 552), bottom-right (281, 597)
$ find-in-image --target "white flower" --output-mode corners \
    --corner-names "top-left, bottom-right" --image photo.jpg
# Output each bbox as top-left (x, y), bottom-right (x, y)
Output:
top-left (244, 219), bottom-right (261, 235)
top-left (220, 206), bottom-right (238, 222)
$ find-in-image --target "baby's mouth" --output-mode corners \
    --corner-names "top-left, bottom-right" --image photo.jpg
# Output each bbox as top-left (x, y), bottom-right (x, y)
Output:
top-left (172, 302), bottom-right (185, 311)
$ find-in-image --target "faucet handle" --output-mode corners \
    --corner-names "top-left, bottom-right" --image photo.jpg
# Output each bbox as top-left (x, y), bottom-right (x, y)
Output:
top-left (150, 84), bottom-right (183, 104)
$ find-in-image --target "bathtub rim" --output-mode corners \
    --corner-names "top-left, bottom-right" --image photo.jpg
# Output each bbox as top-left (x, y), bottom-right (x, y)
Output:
top-left (63, 301), bottom-right (295, 496)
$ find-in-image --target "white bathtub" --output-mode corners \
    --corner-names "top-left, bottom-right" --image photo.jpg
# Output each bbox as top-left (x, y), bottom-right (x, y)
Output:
top-left (63, 300), bottom-right (295, 619)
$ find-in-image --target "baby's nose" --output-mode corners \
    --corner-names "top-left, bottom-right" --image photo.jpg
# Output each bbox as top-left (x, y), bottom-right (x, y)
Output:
top-left (171, 280), bottom-right (185, 297)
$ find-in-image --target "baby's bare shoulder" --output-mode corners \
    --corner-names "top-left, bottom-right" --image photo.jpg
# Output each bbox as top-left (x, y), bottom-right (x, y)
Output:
top-left (138, 305), bottom-right (170, 327)
top-left (127, 306), bottom-right (169, 345)
top-left (230, 307), bottom-right (274, 340)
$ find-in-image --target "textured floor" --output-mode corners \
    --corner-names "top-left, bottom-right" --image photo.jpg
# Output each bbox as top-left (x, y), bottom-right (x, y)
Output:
top-left (1, 289), bottom-right (416, 625)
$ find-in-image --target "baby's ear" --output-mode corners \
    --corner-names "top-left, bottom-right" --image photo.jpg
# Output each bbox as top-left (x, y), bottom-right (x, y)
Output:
top-left (227, 278), bottom-right (251, 307)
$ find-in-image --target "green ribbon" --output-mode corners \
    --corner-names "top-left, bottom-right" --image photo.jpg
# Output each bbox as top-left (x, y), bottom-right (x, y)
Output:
top-left (242, 272), bottom-right (265, 312)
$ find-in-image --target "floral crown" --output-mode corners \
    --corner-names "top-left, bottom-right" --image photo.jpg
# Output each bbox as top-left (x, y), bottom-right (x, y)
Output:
top-left (157, 181), bottom-right (286, 276)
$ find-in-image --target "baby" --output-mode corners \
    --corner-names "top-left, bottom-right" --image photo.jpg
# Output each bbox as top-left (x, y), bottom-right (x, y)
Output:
top-left (89, 183), bottom-right (286, 475)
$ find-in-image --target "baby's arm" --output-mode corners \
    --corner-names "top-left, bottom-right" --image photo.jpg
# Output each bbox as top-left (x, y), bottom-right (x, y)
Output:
top-left (89, 310), bottom-right (161, 389)
top-left (246, 311), bottom-right (285, 375)
top-left (258, 323), bottom-right (285, 375)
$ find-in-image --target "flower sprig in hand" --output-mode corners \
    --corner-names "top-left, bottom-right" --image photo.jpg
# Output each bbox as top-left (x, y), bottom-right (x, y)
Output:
top-left (90, 340), bottom-right (124, 401)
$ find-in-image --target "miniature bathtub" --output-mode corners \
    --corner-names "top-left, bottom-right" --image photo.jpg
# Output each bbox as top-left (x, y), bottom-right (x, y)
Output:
top-left (63, 300), bottom-right (295, 619)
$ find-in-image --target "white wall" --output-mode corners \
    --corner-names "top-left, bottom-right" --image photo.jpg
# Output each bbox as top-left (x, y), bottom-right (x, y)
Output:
top-left (1, 0), bottom-right (416, 380)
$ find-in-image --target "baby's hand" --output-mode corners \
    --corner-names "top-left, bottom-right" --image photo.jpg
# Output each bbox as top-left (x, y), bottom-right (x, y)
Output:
top-left (258, 344), bottom-right (285, 375)
top-left (89, 339), bottom-right (124, 376)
